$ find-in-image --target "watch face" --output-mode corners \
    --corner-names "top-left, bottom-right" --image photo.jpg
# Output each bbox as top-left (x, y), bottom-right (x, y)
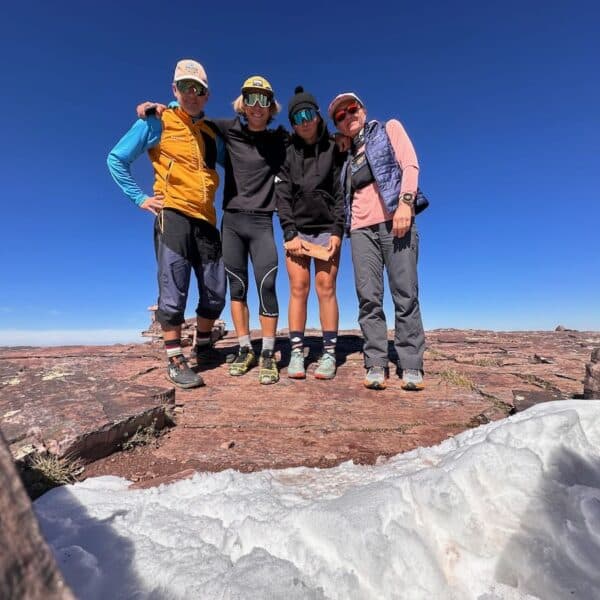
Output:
top-left (403, 193), bottom-right (415, 201)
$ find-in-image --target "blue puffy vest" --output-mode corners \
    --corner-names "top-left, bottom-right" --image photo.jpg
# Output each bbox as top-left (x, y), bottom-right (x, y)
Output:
top-left (341, 120), bottom-right (428, 233)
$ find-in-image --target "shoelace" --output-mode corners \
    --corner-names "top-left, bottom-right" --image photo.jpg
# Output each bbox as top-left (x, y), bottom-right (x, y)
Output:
top-left (170, 355), bottom-right (188, 369)
top-left (262, 355), bottom-right (273, 370)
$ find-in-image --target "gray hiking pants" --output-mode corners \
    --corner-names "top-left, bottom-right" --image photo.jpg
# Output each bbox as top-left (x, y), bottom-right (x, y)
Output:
top-left (350, 220), bottom-right (425, 370)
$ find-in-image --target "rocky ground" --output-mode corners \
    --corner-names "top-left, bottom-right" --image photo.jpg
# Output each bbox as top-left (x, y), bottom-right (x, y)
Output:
top-left (1, 328), bottom-right (598, 494)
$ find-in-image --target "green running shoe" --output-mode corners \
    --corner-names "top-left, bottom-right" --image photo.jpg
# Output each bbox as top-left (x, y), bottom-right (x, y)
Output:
top-left (314, 352), bottom-right (337, 380)
top-left (229, 346), bottom-right (256, 376)
top-left (287, 349), bottom-right (306, 379)
top-left (259, 350), bottom-right (279, 385)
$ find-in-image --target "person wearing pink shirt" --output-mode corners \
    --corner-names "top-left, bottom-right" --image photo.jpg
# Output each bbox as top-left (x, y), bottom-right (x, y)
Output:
top-left (329, 92), bottom-right (427, 391)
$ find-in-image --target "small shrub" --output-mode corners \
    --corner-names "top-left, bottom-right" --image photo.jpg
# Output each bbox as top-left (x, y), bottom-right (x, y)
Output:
top-left (122, 420), bottom-right (160, 451)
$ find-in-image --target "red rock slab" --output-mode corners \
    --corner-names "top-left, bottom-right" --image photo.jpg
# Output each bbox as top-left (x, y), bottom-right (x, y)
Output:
top-left (2, 329), bottom-right (597, 489)
top-left (0, 345), bottom-right (174, 462)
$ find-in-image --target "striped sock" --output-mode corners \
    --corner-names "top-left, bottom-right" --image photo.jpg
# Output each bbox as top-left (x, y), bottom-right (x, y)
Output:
top-left (289, 331), bottom-right (304, 352)
top-left (323, 331), bottom-right (337, 355)
top-left (165, 338), bottom-right (182, 359)
top-left (195, 329), bottom-right (211, 347)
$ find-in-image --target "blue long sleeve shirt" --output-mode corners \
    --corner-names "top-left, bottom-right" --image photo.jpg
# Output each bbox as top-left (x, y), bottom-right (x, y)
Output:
top-left (107, 114), bottom-right (225, 206)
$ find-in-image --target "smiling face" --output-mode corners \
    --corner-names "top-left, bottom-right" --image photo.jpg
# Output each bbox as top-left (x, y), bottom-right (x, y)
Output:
top-left (172, 79), bottom-right (209, 117)
top-left (334, 100), bottom-right (366, 137)
top-left (242, 88), bottom-right (272, 131)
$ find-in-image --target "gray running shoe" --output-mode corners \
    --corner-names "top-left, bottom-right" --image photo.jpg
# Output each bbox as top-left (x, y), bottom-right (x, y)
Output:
top-left (364, 366), bottom-right (388, 390)
top-left (167, 354), bottom-right (204, 389)
top-left (229, 346), bottom-right (256, 376)
top-left (314, 352), bottom-right (337, 380)
top-left (401, 369), bottom-right (424, 391)
top-left (287, 349), bottom-right (306, 379)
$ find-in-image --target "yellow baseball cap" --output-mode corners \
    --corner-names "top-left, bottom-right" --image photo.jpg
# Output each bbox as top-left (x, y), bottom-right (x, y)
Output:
top-left (241, 75), bottom-right (273, 94)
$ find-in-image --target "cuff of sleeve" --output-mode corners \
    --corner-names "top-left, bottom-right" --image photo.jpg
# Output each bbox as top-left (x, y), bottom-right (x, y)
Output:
top-left (284, 228), bottom-right (298, 242)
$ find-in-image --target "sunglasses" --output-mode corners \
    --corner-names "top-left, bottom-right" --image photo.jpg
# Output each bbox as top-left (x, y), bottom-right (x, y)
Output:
top-left (243, 92), bottom-right (272, 108)
top-left (291, 107), bottom-right (318, 126)
top-left (176, 79), bottom-right (207, 97)
top-left (333, 101), bottom-right (361, 124)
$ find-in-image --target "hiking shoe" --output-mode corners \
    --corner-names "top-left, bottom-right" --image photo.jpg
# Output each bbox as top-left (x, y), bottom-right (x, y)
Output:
top-left (314, 352), bottom-right (337, 380)
top-left (401, 369), bottom-right (425, 391)
top-left (287, 349), bottom-right (306, 379)
top-left (364, 366), bottom-right (388, 390)
top-left (167, 354), bottom-right (204, 389)
top-left (259, 350), bottom-right (279, 385)
top-left (229, 346), bottom-right (256, 376)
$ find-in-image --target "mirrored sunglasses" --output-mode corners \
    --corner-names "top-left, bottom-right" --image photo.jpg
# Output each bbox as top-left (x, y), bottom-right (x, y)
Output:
top-left (176, 80), bottom-right (207, 97)
top-left (334, 101), bottom-right (360, 124)
top-left (243, 92), bottom-right (272, 108)
top-left (291, 107), bottom-right (318, 126)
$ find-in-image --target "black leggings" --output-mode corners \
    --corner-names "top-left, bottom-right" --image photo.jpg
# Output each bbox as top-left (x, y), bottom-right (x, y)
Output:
top-left (222, 211), bottom-right (279, 317)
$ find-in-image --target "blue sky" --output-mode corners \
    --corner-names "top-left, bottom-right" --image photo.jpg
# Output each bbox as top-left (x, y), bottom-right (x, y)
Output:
top-left (1, 0), bottom-right (598, 345)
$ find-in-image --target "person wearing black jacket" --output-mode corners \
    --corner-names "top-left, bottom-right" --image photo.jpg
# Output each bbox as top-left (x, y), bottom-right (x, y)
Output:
top-left (275, 87), bottom-right (345, 380)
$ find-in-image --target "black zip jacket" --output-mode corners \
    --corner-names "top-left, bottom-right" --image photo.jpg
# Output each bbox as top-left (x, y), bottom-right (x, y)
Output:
top-left (211, 117), bottom-right (288, 212)
top-left (275, 122), bottom-right (346, 238)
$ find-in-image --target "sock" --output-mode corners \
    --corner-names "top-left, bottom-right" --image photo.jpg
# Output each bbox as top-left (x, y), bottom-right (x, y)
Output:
top-left (195, 329), bottom-right (211, 347)
top-left (262, 336), bottom-right (275, 354)
top-left (289, 331), bottom-right (304, 352)
top-left (165, 338), bottom-right (183, 359)
top-left (323, 331), bottom-right (337, 355)
top-left (238, 334), bottom-right (251, 350)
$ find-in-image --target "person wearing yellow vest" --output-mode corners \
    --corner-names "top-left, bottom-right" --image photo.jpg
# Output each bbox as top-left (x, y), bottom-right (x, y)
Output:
top-left (107, 59), bottom-right (226, 389)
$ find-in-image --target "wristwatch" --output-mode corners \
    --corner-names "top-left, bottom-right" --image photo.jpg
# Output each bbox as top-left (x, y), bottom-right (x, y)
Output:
top-left (400, 192), bottom-right (416, 207)
top-left (284, 229), bottom-right (298, 242)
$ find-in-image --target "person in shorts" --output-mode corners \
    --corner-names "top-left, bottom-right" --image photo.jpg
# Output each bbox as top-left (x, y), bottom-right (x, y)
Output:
top-left (275, 86), bottom-right (345, 380)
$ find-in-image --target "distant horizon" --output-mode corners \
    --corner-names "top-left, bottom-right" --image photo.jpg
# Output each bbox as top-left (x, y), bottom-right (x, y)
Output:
top-left (1, 320), bottom-right (598, 347)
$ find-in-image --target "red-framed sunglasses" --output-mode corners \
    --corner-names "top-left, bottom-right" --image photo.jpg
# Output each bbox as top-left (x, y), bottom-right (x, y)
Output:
top-left (333, 101), bottom-right (361, 123)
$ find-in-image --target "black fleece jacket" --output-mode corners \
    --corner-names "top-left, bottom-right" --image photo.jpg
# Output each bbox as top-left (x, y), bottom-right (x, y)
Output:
top-left (275, 122), bottom-right (346, 238)
top-left (211, 117), bottom-right (288, 212)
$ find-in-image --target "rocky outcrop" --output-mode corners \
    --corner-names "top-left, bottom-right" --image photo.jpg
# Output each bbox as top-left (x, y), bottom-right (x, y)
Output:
top-left (584, 348), bottom-right (600, 399)
top-left (1, 328), bottom-right (598, 489)
top-left (0, 431), bottom-right (74, 599)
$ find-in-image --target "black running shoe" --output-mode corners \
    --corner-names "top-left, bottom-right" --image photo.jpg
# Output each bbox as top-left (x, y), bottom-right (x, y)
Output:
top-left (191, 341), bottom-right (222, 366)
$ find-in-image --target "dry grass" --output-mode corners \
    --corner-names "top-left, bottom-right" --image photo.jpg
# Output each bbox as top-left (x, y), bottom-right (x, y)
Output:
top-left (122, 420), bottom-right (160, 451)
top-left (28, 453), bottom-right (83, 486)
top-left (438, 369), bottom-right (476, 390)
top-left (473, 357), bottom-right (504, 367)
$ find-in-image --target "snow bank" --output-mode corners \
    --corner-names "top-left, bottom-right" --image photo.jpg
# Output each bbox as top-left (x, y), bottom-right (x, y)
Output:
top-left (35, 400), bottom-right (600, 599)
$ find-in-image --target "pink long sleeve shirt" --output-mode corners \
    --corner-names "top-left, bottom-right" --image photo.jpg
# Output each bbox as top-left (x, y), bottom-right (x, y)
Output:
top-left (350, 119), bottom-right (419, 231)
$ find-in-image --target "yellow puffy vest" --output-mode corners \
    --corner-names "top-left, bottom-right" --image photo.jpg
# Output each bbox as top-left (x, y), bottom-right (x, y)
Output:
top-left (148, 108), bottom-right (219, 225)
